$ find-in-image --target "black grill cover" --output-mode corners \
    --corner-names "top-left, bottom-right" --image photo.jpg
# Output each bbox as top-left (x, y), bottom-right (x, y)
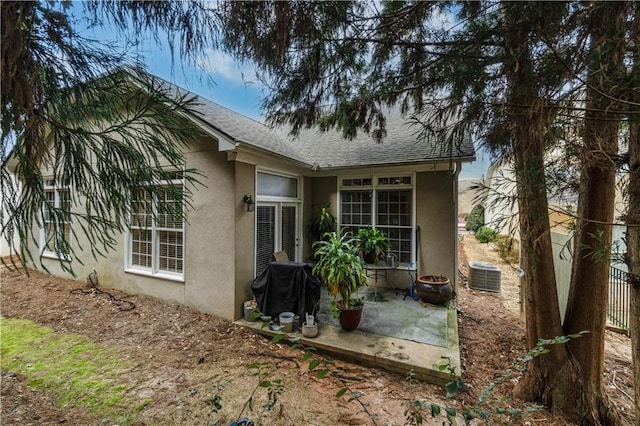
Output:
top-left (251, 261), bottom-right (322, 320)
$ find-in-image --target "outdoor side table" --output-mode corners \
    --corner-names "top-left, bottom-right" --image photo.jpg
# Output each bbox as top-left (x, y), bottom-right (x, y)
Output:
top-left (364, 260), bottom-right (399, 300)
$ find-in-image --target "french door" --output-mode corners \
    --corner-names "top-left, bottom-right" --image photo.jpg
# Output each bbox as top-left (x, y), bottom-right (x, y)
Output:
top-left (255, 202), bottom-right (299, 276)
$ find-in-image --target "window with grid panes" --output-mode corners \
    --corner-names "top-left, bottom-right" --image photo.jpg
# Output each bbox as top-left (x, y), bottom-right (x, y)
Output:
top-left (340, 190), bottom-right (372, 235)
top-left (129, 176), bottom-right (184, 277)
top-left (42, 179), bottom-right (71, 257)
top-left (339, 176), bottom-right (413, 264)
top-left (376, 190), bottom-right (412, 263)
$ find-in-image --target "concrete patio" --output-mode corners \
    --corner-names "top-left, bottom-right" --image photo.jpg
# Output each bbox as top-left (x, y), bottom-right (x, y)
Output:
top-left (234, 287), bottom-right (461, 387)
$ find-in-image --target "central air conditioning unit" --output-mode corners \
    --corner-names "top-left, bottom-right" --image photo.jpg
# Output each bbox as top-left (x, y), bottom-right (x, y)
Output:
top-left (468, 261), bottom-right (502, 293)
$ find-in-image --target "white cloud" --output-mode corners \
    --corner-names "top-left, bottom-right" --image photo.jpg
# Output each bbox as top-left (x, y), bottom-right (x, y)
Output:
top-left (427, 8), bottom-right (453, 31)
top-left (196, 50), bottom-right (262, 87)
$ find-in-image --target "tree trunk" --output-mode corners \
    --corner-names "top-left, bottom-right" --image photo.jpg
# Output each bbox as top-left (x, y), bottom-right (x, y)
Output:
top-left (500, 2), bottom-right (587, 419)
top-left (512, 110), bottom-right (584, 409)
top-left (629, 109), bottom-right (640, 426)
top-left (626, 4), bottom-right (640, 422)
top-left (563, 3), bottom-right (628, 424)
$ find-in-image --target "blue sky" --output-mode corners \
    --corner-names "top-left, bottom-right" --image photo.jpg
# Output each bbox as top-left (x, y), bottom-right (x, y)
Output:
top-left (76, 4), bottom-right (490, 179)
top-left (459, 150), bottom-right (492, 181)
top-left (142, 47), bottom-right (265, 120)
top-left (75, 3), bottom-right (265, 120)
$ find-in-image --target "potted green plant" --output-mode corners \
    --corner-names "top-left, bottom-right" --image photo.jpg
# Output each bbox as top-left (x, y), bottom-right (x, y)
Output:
top-left (308, 204), bottom-right (337, 258)
top-left (356, 227), bottom-right (391, 264)
top-left (312, 232), bottom-right (368, 331)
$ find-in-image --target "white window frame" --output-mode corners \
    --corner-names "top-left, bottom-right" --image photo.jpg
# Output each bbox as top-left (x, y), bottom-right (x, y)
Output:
top-left (41, 179), bottom-right (72, 260)
top-left (125, 175), bottom-right (185, 282)
top-left (338, 173), bottom-right (416, 265)
top-left (255, 169), bottom-right (301, 202)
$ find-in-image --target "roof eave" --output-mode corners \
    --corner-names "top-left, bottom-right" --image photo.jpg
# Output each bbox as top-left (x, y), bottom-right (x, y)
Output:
top-left (314, 154), bottom-right (477, 172)
top-left (235, 143), bottom-right (315, 170)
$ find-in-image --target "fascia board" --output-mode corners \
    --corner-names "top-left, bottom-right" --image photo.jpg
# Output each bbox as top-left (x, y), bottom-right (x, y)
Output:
top-left (232, 145), bottom-right (314, 173)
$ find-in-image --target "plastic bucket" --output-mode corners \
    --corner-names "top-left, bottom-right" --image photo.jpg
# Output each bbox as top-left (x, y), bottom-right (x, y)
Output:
top-left (279, 312), bottom-right (295, 333)
top-left (243, 301), bottom-right (257, 321)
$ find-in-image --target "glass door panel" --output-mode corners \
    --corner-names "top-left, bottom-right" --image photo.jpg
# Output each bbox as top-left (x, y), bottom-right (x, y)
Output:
top-left (256, 205), bottom-right (276, 276)
top-left (281, 205), bottom-right (298, 262)
top-left (255, 203), bottom-right (299, 277)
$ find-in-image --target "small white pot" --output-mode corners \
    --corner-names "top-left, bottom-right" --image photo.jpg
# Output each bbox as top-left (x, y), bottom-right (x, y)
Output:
top-left (301, 322), bottom-right (318, 338)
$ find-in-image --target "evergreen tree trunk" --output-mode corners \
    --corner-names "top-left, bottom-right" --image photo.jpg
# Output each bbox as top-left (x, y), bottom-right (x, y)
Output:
top-left (511, 105), bottom-right (584, 411)
top-left (501, 2), bottom-right (585, 418)
top-left (627, 4), bottom-right (640, 421)
top-left (563, 3), bottom-right (627, 424)
top-left (629, 113), bottom-right (640, 426)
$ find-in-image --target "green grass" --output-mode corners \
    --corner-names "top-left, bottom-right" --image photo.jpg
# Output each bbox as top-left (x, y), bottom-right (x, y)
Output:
top-left (1, 316), bottom-right (143, 423)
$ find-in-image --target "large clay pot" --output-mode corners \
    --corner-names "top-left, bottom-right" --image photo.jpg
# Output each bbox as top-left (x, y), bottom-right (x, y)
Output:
top-left (338, 304), bottom-right (363, 331)
top-left (415, 275), bottom-right (452, 305)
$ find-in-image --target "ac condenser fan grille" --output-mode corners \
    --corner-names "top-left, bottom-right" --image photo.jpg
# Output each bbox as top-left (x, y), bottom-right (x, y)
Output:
top-left (468, 261), bottom-right (501, 292)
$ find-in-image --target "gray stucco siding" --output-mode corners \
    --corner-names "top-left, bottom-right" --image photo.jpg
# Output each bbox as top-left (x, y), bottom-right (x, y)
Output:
top-left (32, 134), bottom-right (247, 321)
top-left (303, 171), bottom-right (458, 291)
top-left (182, 141), bottom-right (237, 319)
top-left (416, 171), bottom-right (458, 286)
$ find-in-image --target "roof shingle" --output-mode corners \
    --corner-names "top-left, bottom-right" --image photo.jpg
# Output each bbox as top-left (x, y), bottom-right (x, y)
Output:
top-left (166, 79), bottom-right (475, 170)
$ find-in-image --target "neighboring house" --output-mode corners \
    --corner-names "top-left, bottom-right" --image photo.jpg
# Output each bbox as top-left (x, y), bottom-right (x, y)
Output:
top-left (484, 155), bottom-right (629, 322)
top-left (23, 75), bottom-right (475, 321)
top-left (483, 160), bottom-right (519, 238)
top-left (484, 158), bottom-right (580, 238)
top-left (0, 169), bottom-right (21, 258)
top-left (484, 159), bottom-right (576, 319)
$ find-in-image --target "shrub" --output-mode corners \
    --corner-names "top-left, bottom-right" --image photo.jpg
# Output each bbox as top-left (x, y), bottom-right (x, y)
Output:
top-left (494, 235), bottom-right (520, 264)
top-left (475, 226), bottom-right (496, 243)
top-left (466, 204), bottom-right (485, 232)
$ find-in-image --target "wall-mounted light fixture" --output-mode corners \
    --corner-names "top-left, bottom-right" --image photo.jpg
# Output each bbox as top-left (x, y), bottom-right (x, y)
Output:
top-left (243, 195), bottom-right (255, 212)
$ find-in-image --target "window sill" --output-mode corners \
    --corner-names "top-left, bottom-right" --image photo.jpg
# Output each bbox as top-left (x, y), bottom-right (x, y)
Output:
top-left (41, 252), bottom-right (72, 262)
top-left (125, 268), bottom-right (185, 283)
top-left (401, 263), bottom-right (417, 271)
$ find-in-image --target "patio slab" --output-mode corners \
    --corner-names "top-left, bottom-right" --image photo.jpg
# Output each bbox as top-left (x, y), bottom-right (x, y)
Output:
top-left (316, 287), bottom-right (449, 347)
top-left (234, 288), bottom-right (460, 387)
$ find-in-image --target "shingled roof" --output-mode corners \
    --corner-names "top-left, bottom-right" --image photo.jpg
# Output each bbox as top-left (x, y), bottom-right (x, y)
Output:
top-left (163, 77), bottom-right (475, 170)
top-left (169, 84), bottom-right (311, 165)
top-left (281, 109), bottom-right (475, 169)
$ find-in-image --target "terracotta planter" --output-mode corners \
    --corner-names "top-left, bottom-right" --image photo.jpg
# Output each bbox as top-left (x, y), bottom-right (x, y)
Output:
top-left (415, 275), bottom-right (452, 305)
top-left (338, 304), bottom-right (363, 331)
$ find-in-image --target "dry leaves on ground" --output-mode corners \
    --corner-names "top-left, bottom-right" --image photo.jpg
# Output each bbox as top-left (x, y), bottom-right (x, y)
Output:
top-left (1, 236), bottom-right (634, 425)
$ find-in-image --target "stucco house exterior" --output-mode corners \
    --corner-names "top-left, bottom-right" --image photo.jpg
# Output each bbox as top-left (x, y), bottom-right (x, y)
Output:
top-left (0, 170), bottom-right (20, 258)
top-left (484, 155), bottom-right (629, 323)
top-left (28, 77), bottom-right (475, 321)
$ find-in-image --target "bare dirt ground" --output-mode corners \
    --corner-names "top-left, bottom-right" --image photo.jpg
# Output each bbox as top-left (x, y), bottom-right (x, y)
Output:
top-left (1, 236), bottom-right (635, 425)
top-left (460, 235), bottom-right (635, 425)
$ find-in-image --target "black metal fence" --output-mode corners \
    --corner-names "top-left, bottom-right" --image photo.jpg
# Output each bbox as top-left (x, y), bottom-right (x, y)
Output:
top-left (608, 266), bottom-right (630, 334)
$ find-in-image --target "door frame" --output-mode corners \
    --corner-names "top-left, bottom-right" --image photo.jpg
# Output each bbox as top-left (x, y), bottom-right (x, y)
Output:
top-left (253, 169), bottom-right (302, 276)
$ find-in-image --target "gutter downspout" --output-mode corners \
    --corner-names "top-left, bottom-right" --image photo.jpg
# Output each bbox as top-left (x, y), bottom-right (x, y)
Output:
top-left (453, 163), bottom-right (461, 292)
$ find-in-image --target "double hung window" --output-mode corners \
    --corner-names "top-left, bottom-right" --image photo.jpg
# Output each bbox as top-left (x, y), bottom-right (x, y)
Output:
top-left (42, 179), bottom-right (71, 258)
top-left (339, 175), bottom-right (414, 264)
top-left (128, 174), bottom-right (184, 278)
